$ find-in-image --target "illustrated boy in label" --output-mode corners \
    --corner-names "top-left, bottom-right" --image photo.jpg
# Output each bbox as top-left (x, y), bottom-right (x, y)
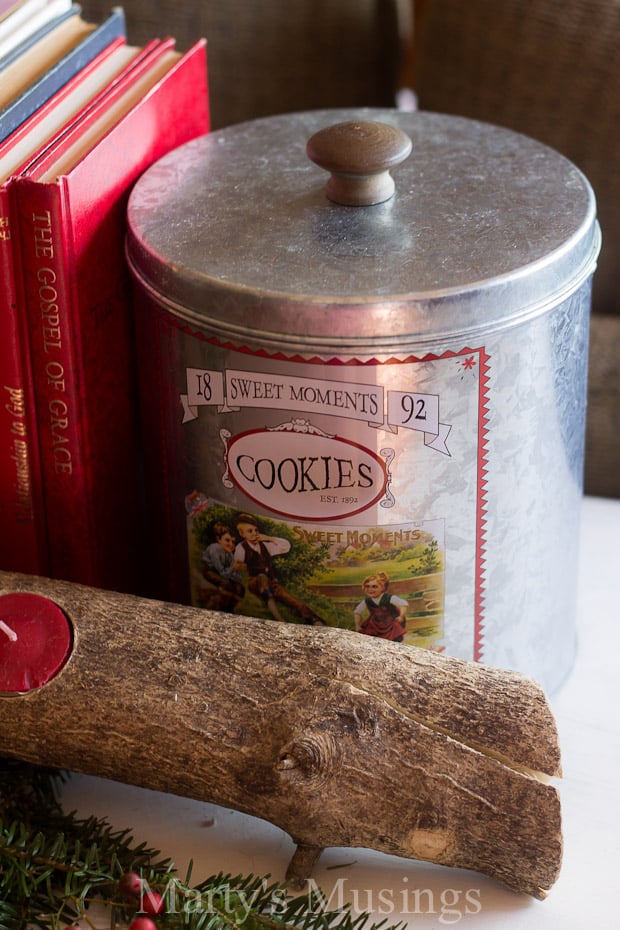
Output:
top-left (233, 513), bottom-right (326, 626)
top-left (200, 522), bottom-right (246, 611)
top-left (354, 572), bottom-right (408, 642)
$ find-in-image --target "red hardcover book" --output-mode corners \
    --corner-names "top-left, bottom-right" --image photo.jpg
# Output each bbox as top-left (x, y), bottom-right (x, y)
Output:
top-left (15, 39), bottom-right (209, 592)
top-left (0, 35), bottom-right (161, 574)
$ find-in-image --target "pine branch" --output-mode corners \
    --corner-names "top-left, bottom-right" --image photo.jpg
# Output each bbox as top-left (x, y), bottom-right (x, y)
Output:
top-left (0, 761), bottom-right (400, 930)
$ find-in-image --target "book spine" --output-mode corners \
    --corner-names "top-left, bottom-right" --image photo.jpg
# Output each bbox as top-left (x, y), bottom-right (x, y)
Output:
top-left (0, 181), bottom-right (48, 573)
top-left (17, 176), bottom-right (94, 584)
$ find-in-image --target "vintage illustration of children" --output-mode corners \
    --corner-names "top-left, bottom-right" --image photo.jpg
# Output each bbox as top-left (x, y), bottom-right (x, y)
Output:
top-left (353, 572), bottom-right (408, 642)
top-left (199, 522), bottom-right (246, 611)
top-left (233, 513), bottom-right (326, 625)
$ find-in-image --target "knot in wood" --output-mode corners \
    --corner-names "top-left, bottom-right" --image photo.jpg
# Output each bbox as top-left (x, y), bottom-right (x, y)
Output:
top-left (277, 733), bottom-right (339, 785)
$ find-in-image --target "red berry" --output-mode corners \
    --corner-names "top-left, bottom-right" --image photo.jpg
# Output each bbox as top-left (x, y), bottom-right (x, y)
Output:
top-left (128, 919), bottom-right (157, 930)
top-left (119, 871), bottom-right (142, 898)
top-left (142, 890), bottom-right (164, 915)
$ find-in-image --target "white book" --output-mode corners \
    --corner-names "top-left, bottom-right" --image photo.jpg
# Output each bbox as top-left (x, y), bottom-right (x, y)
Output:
top-left (0, 0), bottom-right (72, 60)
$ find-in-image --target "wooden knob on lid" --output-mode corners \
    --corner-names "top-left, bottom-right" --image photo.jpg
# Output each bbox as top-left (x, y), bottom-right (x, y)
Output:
top-left (306, 119), bottom-right (412, 206)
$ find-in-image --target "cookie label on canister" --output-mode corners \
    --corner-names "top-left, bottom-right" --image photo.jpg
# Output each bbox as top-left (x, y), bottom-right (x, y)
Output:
top-left (224, 427), bottom-right (389, 521)
top-left (180, 346), bottom-right (488, 660)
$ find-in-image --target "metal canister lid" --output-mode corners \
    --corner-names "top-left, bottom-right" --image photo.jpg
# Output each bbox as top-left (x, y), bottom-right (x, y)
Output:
top-left (126, 108), bottom-right (600, 350)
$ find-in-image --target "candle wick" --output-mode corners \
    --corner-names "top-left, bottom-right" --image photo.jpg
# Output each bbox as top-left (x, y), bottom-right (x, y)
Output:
top-left (0, 619), bottom-right (18, 642)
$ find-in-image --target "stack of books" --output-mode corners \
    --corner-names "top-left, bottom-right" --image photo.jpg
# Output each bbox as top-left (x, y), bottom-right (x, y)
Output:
top-left (0, 0), bottom-right (210, 592)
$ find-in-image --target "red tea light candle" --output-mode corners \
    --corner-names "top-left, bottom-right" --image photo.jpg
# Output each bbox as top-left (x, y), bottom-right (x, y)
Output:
top-left (0, 593), bottom-right (73, 695)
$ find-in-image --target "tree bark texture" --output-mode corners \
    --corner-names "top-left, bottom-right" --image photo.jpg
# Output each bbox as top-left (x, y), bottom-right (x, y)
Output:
top-left (0, 571), bottom-right (562, 898)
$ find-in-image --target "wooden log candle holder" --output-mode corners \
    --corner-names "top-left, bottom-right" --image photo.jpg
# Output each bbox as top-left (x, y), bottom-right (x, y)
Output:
top-left (0, 571), bottom-right (562, 899)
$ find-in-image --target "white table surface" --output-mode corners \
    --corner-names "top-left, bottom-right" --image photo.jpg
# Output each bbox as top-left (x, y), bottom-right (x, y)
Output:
top-left (61, 494), bottom-right (620, 929)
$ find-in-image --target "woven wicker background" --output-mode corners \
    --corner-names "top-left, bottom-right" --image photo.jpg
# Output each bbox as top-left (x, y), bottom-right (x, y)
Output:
top-left (81, 0), bottom-right (403, 128)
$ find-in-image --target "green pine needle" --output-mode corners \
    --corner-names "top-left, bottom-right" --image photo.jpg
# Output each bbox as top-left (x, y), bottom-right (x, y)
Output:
top-left (0, 760), bottom-right (401, 930)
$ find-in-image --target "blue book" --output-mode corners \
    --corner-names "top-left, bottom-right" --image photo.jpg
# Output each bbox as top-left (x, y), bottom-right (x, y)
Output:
top-left (0, 6), bottom-right (126, 142)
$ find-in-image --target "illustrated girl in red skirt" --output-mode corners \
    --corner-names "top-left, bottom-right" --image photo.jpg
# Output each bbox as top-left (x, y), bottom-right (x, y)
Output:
top-left (353, 571), bottom-right (408, 642)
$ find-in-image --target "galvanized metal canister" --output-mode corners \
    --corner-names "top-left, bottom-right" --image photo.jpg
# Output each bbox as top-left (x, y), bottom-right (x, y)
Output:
top-left (126, 108), bottom-right (600, 693)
